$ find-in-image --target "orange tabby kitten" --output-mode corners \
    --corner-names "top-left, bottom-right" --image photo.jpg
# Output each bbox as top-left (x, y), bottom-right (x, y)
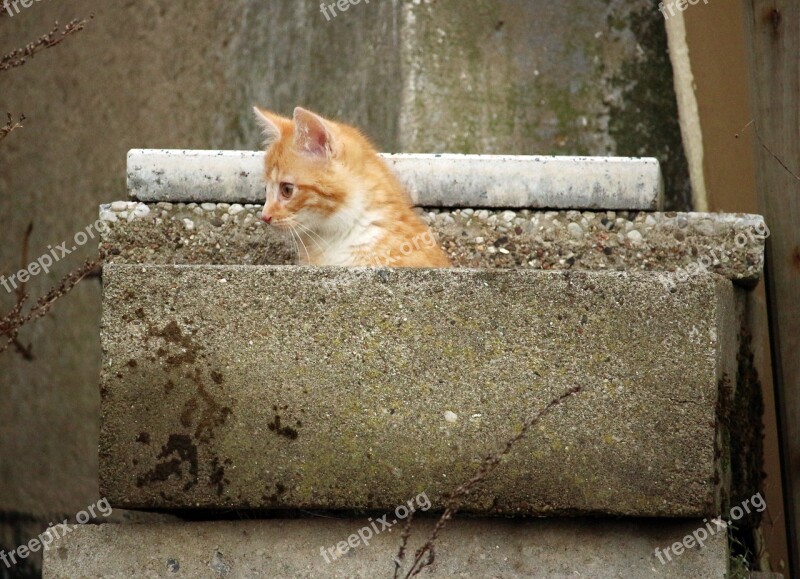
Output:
top-left (253, 106), bottom-right (451, 268)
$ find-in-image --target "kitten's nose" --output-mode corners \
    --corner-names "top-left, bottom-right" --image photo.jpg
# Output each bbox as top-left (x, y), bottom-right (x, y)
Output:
top-left (261, 214), bottom-right (273, 224)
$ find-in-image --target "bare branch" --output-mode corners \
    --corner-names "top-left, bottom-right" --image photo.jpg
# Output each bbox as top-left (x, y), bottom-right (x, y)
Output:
top-left (0, 16), bottom-right (94, 73)
top-left (395, 385), bottom-right (584, 578)
top-left (0, 14), bottom-right (98, 357)
top-left (392, 510), bottom-right (415, 579)
top-left (0, 245), bottom-right (108, 358)
top-left (9, 222), bottom-right (34, 359)
top-left (0, 112), bottom-right (25, 142)
top-left (17, 222), bottom-right (33, 302)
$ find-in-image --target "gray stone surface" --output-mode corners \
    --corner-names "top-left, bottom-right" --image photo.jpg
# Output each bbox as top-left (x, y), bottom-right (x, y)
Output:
top-left (127, 150), bottom-right (664, 210)
top-left (99, 203), bottom-right (767, 284)
top-left (396, 0), bottom-right (692, 210)
top-left (42, 519), bottom-right (729, 579)
top-left (224, 1), bottom-right (687, 183)
top-left (100, 266), bottom-right (736, 515)
top-left (0, 506), bottom-right (179, 575)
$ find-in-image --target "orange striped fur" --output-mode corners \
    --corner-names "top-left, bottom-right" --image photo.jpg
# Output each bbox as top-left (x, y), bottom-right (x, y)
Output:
top-left (253, 107), bottom-right (451, 268)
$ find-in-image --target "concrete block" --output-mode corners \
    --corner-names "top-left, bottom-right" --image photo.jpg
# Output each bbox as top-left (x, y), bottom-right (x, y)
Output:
top-left (100, 204), bottom-right (768, 285)
top-left (100, 266), bottom-right (737, 515)
top-left (127, 149), bottom-right (664, 210)
top-left (42, 519), bottom-right (729, 578)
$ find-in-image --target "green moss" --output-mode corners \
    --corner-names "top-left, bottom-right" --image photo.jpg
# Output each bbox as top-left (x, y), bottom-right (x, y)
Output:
top-left (721, 330), bottom-right (765, 571)
top-left (607, 1), bottom-right (692, 210)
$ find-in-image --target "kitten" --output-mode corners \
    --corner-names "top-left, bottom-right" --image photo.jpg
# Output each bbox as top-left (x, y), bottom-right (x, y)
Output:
top-left (253, 106), bottom-right (451, 268)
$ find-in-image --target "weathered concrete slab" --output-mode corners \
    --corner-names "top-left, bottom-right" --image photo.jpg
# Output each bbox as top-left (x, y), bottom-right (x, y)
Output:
top-left (100, 266), bottom-right (737, 515)
top-left (100, 202), bottom-right (767, 285)
top-left (127, 149), bottom-right (664, 209)
top-left (42, 519), bottom-right (729, 579)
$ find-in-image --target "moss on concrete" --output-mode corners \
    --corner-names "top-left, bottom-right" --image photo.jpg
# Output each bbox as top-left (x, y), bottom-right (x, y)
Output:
top-left (607, 2), bottom-right (693, 211)
top-left (400, 0), bottom-right (681, 158)
top-left (100, 266), bottom-right (736, 516)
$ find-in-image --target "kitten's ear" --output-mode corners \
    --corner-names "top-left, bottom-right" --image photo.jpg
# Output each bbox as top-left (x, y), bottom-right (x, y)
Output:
top-left (293, 107), bottom-right (335, 159)
top-left (253, 106), bottom-right (284, 148)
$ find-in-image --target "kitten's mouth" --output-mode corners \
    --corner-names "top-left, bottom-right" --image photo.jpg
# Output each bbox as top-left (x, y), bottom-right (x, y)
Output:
top-left (271, 219), bottom-right (293, 232)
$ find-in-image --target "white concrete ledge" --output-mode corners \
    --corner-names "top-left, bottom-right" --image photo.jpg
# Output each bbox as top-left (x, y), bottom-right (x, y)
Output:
top-left (127, 149), bottom-right (664, 210)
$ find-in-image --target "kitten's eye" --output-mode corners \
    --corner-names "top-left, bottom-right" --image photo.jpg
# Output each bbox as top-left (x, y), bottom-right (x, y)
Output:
top-left (280, 182), bottom-right (295, 200)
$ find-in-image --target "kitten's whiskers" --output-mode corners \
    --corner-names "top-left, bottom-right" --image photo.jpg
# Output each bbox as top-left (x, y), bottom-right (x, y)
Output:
top-left (290, 220), bottom-right (330, 256)
top-left (288, 224), bottom-right (312, 264)
top-left (283, 225), bottom-right (301, 262)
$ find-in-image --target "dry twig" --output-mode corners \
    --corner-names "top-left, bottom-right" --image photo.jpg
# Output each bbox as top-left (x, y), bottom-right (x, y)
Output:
top-left (0, 254), bottom-right (106, 357)
top-left (9, 222), bottom-right (34, 359)
top-left (393, 385), bottom-right (583, 578)
top-left (0, 226), bottom-right (107, 358)
top-left (0, 14), bottom-right (98, 358)
top-left (0, 112), bottom-right (25, 142)
top-left (0, 16), bottom-right (93, 72)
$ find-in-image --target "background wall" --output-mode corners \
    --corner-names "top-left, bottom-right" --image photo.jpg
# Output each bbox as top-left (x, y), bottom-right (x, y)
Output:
top-left (0, 0), bottom-right (687, 574)
top-left (668, 0), bottom-right (791, 572)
